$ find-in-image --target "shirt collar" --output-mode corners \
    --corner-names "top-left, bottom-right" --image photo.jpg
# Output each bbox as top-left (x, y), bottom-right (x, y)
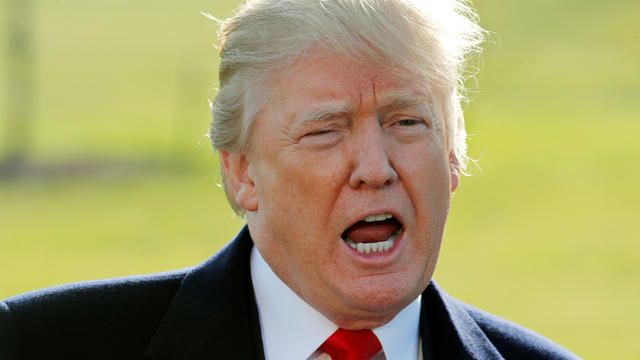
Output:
top-left (250, 245), bottom-right (421, 360)
top-left (373, 294), bottom-right (421, 360)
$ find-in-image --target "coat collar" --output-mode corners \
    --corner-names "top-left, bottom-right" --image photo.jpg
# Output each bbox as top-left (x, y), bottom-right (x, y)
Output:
top-left (421, 282), bottom-right (504, 360)
top-left (145, 226), bottom-right (265, 360)
top-left (146, 225), bottom-right (503, 360)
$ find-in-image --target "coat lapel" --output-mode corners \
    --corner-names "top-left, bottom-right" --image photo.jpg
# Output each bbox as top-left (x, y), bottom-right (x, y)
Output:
top-left (145, 226), bottom-right (265, 360)
top-left (145, 225), bottom-right (504, 360)
top-left (420, 282), bottom-right (504, 360)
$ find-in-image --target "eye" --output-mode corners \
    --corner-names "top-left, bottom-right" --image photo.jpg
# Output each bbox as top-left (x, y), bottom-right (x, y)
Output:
top-left (393, 118), bottom-right (429, 128)
top-left (299, 126), bottom-right (343, 148)
top-left (387, 116), bottom-right (432, 142)
top-left (396, 119), bottom-right (422, 126)
top-left (306, 128), bottom-right (334, 136)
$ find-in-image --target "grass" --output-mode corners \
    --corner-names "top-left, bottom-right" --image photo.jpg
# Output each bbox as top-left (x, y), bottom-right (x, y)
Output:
top-left (1, 0), bottom-right (638, 358)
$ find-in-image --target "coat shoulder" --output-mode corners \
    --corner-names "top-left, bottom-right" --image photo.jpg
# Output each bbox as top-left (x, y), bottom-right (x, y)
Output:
top-left (456, 299), bottom-right (581, 360)
top-left (1, 269), bottom-right (188, 360)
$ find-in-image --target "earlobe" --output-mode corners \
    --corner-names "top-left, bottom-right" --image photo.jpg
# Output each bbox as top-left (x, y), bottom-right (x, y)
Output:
top-left (449, 154), bottom-right (460, 192)
top-left (450, 167), bottom-right (460, 192)
top-left (220, 150), bottom-right (259, 212)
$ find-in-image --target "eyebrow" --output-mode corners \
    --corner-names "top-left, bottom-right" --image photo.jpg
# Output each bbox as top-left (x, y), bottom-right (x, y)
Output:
top-left (291, 92), bottom-right (433, 128)
top-left (292, 102), bottom-right (354, 126)
top-left (377, 91), bottom-right (431, 113)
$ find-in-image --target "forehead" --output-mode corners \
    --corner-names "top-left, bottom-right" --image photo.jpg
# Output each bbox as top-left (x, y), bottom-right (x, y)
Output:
top-left (266, 51), bottom-right (431, 115)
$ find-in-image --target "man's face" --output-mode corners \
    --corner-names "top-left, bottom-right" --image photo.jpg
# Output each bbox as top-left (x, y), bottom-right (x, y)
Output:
top-left (223, 52), bottom-right (458, 328)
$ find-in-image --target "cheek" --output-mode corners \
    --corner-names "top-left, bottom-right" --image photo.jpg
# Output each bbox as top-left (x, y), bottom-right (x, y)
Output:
top-left (282, 149), bottom-right (347, 195)
top-left (257, 151), bottom-right (346, 232)
top-left (399, 145), bottom-right (451, 215)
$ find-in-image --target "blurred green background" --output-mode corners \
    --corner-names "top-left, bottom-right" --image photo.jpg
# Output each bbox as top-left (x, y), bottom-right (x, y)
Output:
top-left (1, 0), bottom-right (638, 358)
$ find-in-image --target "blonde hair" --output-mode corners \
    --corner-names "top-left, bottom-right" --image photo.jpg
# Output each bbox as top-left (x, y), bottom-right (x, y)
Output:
top-left (209, 0), bottom-right (485, 214)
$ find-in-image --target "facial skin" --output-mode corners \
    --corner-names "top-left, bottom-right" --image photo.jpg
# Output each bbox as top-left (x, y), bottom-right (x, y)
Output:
top-left (221, 50), bottom-right (459, 329)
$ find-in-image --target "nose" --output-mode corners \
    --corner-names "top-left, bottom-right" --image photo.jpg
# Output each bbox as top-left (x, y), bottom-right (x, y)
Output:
top-left (348, 125), bottom-right (398, 189)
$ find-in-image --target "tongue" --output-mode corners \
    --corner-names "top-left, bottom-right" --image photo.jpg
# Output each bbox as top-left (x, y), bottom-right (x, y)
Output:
top-left (343, 218), bottom-right (400, 243)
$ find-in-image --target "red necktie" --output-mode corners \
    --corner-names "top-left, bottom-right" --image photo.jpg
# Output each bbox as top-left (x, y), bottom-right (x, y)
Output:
top-left (320, 328), bottom-right (382, 360)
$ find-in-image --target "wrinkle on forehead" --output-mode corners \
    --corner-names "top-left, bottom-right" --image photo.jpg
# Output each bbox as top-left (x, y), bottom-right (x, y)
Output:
top-left (270, 50), bottom-right (436, 128)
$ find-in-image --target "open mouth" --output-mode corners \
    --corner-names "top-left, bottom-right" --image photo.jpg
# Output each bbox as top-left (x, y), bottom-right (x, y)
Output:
top-left (341, 213), bottom-right (403, 254)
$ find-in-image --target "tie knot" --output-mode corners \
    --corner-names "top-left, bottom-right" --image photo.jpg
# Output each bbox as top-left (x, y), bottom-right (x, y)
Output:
top-left (320, 328), bottom-right (382, 360)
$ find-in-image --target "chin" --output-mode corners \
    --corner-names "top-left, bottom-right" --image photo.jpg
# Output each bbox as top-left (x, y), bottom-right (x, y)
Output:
top-left (330, 292), bottom-right (415, 329)
top-left (342, 275), bottom-right (424, 317)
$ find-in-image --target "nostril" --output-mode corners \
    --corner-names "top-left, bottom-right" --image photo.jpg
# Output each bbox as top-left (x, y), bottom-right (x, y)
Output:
top-left (350, 170), bottom-right (397, 189)
top-left (348, 135), bottom-right (397, 188)
top-left (349, 161), bottom-right (397, 189)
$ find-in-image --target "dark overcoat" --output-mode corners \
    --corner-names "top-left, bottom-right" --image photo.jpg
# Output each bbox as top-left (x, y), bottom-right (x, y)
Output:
top-left (0, 227), bottom-right (580, 359)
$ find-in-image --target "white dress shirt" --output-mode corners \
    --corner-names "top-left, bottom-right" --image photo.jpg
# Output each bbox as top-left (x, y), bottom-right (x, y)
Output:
top-left (250, 246), bottom-right (422, 360)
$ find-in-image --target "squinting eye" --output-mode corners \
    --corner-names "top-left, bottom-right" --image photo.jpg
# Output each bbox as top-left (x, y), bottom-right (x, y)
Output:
top-left (307, 129), bottom-right (333, 136)
top-left (396, 119), bottom-right (422, 126)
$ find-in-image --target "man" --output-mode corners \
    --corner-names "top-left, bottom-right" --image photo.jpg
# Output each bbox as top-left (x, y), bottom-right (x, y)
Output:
top-left (1, 0), bottom-right (580, 359)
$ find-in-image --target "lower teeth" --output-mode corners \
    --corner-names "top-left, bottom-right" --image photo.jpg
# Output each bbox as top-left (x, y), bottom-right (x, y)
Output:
top-left (344, 228), bottom-right (401, 254)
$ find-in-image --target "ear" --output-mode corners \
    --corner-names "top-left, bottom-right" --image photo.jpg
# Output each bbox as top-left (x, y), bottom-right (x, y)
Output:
top-left (220, 150), bottom-right (258, 212)
top-left (449, 153), bottom-right (460, 192)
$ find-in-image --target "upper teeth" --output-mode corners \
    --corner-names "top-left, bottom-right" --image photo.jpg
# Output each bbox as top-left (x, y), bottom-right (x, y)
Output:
top-left (363, 213), bottom-right (393, 222)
